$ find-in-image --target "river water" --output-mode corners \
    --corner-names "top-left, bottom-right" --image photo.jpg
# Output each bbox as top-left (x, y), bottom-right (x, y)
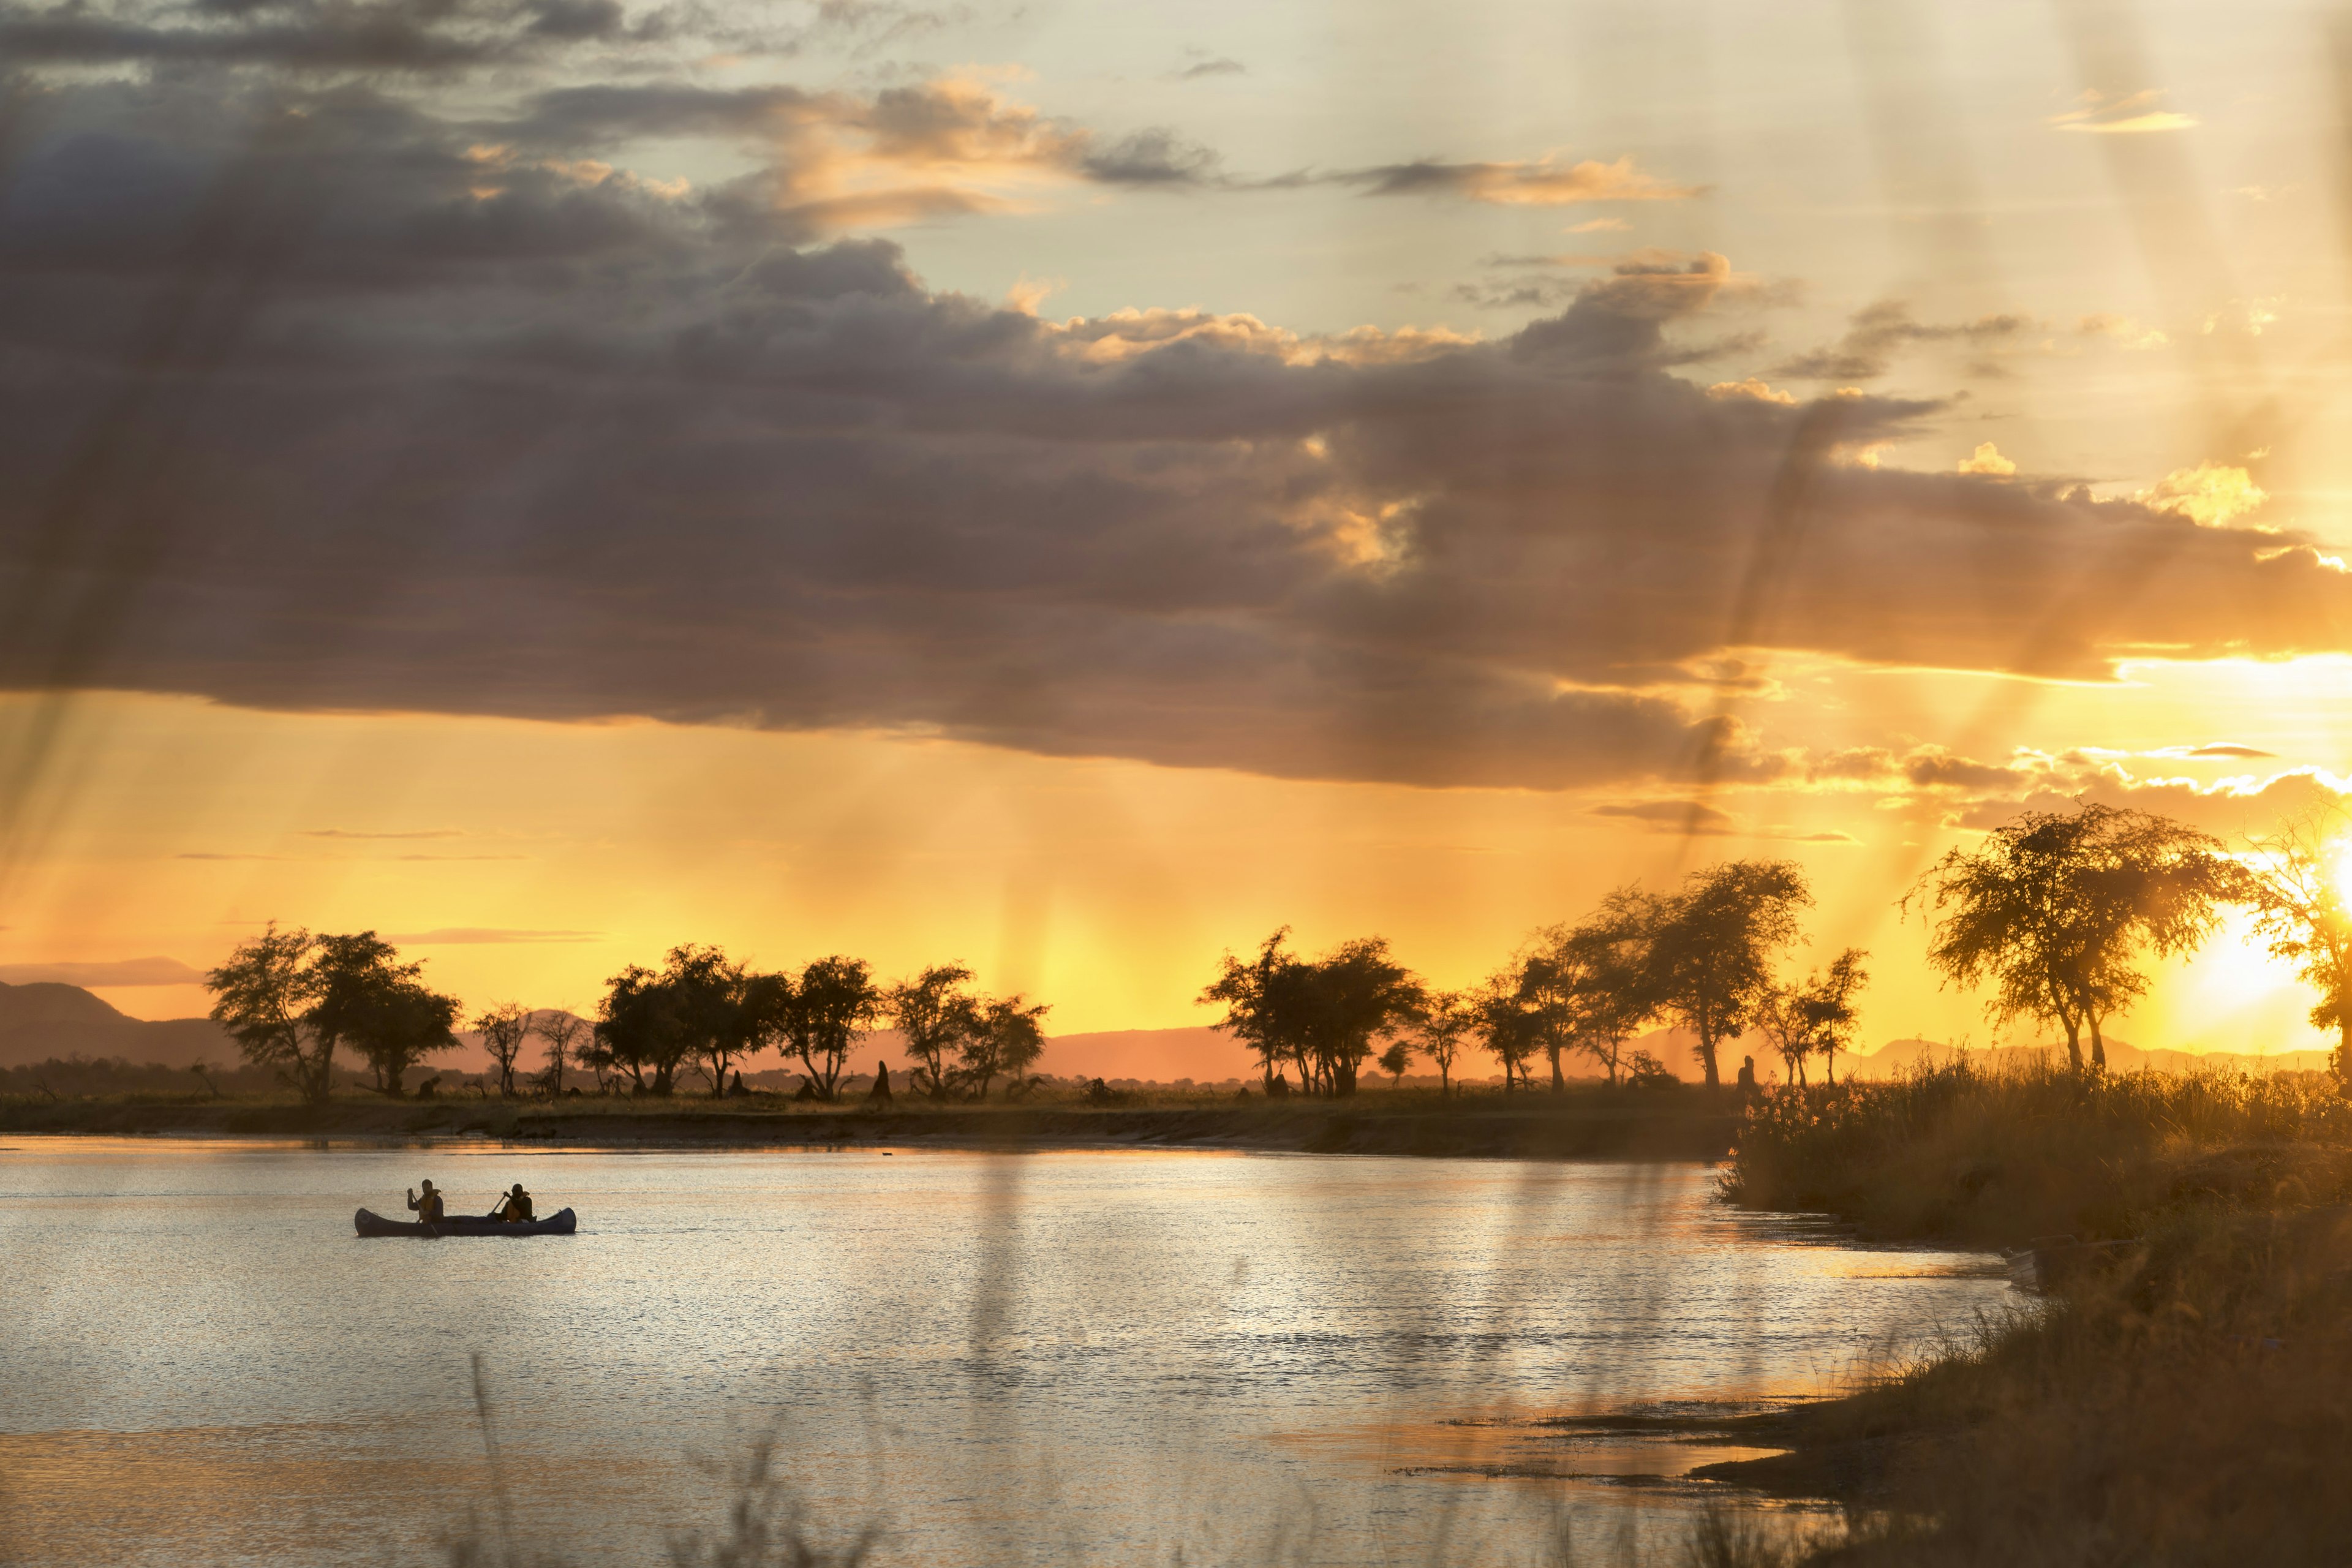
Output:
top-left (0, 1137), bottom-right (2013, 1566)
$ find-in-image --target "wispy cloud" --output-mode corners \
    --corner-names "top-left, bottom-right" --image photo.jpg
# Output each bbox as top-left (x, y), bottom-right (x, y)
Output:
top-left (386, 928), bottom-right (602, 944)
top-left (303, 828), bottom-right (462, 840)
top-left (0, 957), bottom-right (205, 986)
top-left (1340, 154), bottom-right (1702, 206)
top-left (1174, 56), bottom-right (1244, 80)
top-left (2049, 89), bottom-right (2197, 134)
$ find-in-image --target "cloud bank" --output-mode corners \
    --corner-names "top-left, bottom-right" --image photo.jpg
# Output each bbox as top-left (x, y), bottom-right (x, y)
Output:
top-left (7, 39), bottom-right (2352, 793)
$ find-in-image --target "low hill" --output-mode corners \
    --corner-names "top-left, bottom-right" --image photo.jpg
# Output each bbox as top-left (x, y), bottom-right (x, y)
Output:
top-left (0, 982), bottom-right (234, 1068)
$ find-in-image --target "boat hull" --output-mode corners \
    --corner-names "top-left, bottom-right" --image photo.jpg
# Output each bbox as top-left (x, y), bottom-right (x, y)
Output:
top-left (354, 1207), bottom-right (577, 1237)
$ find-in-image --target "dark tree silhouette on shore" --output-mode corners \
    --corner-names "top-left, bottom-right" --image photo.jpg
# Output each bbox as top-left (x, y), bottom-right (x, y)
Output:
top-left (208, 925), bottom-right (461, 1102)
top-left (764, 956), bottom-right (884, 1102)
top-left (1200, 928), bottom-right (1303, 1092)
top-left (595, 962), bottom-right (687, 1094)
top-left (892, 963), bottom-right (979, 1099)
top-left (1471, 976), bottom-right (1543, 1090)
top-left (959, 994), bottom-right (1050, 1099)
top-left (1908, 802), bottom-right (2245, 1071)
top-left (533, 1011), bottom-right (583, 1096)
top-left (1200, 930), bottom-right (1420, 1096)
top-left (1413, 989), bottom-right (1474, 1095)
top-left (473, 1002), bottom-right (533, 1097)
top-left (1648, 861), bottom-right (1813, 1088)
top-left (1804, 949), bottom-right (1869, 1084)
top-left (2244, 809), bottom-right (2352, 1085)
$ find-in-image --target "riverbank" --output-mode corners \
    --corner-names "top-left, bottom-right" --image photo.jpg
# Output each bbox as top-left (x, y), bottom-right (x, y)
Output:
top-left (0, 1086), bottom-right (1740, 1160)
top-left (1700, 1059), bottom-right (2352, 1566)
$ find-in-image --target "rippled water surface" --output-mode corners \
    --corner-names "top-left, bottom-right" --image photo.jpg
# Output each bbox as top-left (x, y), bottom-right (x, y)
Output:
top-left (1, 1137), bottom-right (2012, 1566)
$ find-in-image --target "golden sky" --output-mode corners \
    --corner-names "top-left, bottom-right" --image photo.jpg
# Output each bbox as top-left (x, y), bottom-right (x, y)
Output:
top-left (5, 0), bottom-right (2352, 1062)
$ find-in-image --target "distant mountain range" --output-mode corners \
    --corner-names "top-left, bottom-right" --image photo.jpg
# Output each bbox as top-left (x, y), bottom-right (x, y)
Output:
top-left (1, 978), bottom-right (2332, 1080)
top-left (0, 981), bottom-right (234, 1068)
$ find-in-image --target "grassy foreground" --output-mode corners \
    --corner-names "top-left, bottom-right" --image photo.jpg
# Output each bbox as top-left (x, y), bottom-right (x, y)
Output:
top-left (1709, 1059), bottom-right (2352, 1566)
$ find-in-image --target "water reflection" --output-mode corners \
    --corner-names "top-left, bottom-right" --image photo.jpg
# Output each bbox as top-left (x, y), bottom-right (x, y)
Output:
top-left (0, 1139), bottom-right (2012, 1565)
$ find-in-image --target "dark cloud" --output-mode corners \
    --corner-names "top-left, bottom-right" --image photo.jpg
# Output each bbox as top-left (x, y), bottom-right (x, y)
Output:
top-left (9, 78), bottom-right (2352, 793)
top-left (1776, 299), bottom-right (2030, 381)
top-left (1175, 56), bottom-right (1244, 80)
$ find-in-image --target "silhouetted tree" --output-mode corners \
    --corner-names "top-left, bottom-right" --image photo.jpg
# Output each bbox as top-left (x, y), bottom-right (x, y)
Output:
top-left (1471, 976), bottom-right (1542, 1091)
top-left (764, 956), bottom-right (884, 1101)
top-left (2244, 809), bottom-right (2352, 1085)
top-left (1752, 980), bottom-right (1812, 1087)
top-left (207, 924), bottom-right (336, 1102)
top-left (534, 1011), bottom-right (583, 1096)
top-left (1506, 928), bottom-right (1586, 1091)
top-left (959, 994), bottom-right (1050, 1099)
top-left (1803, 949), bottom-right (1869, 1085)
top-left (1201, 929), bottom-right (1305, 1091)
top-left (1648, 861), bottom-right (1814, 1088)
top-left (1378, 1038), bottom-right (1413, 1087)
top-left (207, 925), bottom-right (459, 1101)
top-left (1909, 803), bottom-right (2245, 1072)
top-left (473, 1002), bottom-right (533, 1097)
top-left (595, 962), bottom-right (687, 1094)
top-left (306, 932), bottom-right (461, 1098)
top-left (1414, 989), bottom-right (1474, 1095)
top-left (657, 944), bottom-right (755, 1095)
top-left (891, 964), bottom-right (979, 1099)
top-left (1561, 893), bottom-right (1656, 1090)
top-left (1297, 937), bottom-right (1423, 1096)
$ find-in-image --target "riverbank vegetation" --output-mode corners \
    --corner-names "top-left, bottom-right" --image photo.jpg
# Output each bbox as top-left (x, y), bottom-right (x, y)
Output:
top-left (1713, 1055), bottom-right (2352, 1565)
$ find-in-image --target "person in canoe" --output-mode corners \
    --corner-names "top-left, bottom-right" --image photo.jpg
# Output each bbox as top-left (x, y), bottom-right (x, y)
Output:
top-left (406, 1179), bottom-right (445, 1224)
top-left (492, 1183), bottom-right (534, 1224)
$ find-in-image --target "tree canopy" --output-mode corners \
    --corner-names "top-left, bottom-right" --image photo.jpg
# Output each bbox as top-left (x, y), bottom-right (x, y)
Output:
top-left (1908, 802), bottom-right (2247, 1071)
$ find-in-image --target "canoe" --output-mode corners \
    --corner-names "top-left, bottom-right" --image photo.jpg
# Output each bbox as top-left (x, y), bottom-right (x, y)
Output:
top-left (354, 1207), bottom-right (578, 1237)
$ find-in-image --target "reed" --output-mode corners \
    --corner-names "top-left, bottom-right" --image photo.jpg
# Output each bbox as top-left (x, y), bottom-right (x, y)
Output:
top-left (1724, 1055), bottom-right (2352, 1244)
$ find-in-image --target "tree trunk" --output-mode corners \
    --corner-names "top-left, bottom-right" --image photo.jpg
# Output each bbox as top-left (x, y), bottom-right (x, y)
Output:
top-left (2059, 1016), bottom-right (2083, 1074)
top-left (1697, 1025), bottom-right (1721, 1090)
top-left (2087, 1016), bottom-right (2107, 1073)
top-left (1548, 1045), bottom-right (1564, 1091)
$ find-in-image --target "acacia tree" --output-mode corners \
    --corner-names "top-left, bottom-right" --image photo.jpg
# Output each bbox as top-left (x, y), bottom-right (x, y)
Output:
top-left (1201, 929), bottom-right (1305, 1091)
top-left (958, 994), bottom-right (1051, 1099)
top-left (1507, 928), bottom-right (1586, 1092)
top-left (1377, 1039), bottom-right (1414, 1087)
top-left (658, 944), bottom-right (755, 1094)
top-left (1802, 949), bottom-right (1869, 1085)
top-left (1414, 989), bottom-right (1475, 1095)
top-left (766, 956), bottom-right (884, 1101)
top-left (1752, 981), bottom-right (1813, 1086)
top-left (208, 925), bottom-right (334, 1102)
top-left (1471, 976), bottom-right (1543, 1091)
top-left (1648, 861), bottom-right (1814, 1088)
top-left (1299, 937), bottom-right (1423, 1097)
top-left (2244, 810), bottom-right (2352, 1085)
top-left (1908, 803), bottom-right (2245, 1072)
top-left (306, 932), bottom-right (461, 1098)
top-left (534, 1011), bottom-right (584, 1096)
top-left (892, 963), bottom-right (980, 1099)
top-left (1562, 888), bottom-right (1660, 1086)
top-left (473, 1002), bottom-right (533, 1096)
top-left (208, 925), bottom-right (459, 1102)
top-left (595, 962), bottom-right (687, 1094)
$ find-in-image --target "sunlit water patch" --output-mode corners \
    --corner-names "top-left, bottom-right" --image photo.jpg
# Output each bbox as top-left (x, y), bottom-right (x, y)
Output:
top-left (0, 1139), bottom-right (2013, 1565)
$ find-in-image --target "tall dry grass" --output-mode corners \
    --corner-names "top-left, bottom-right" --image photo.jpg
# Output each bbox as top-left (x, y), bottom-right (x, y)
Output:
top-left (1725, 1057), bottom-right (2352, 1243)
